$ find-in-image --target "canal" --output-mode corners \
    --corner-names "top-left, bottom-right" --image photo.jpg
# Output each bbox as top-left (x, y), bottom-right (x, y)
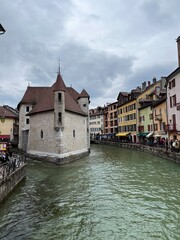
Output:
top-left (0, 144), bottom-right (180, 239)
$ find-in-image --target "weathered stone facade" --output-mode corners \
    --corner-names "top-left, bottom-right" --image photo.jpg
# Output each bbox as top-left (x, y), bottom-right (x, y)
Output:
top-left (18, 73), bottom-right (90, 164)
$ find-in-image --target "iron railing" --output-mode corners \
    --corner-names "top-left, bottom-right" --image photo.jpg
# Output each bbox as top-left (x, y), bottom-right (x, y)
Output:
top-left (0, 153), bottom-right (26, 181)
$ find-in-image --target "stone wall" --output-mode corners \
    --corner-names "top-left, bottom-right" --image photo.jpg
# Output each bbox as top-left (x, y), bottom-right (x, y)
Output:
top-left (28, 111), bottom-right (89, 156)
top-left (28, 111), bottom-right (56, 153)
top-left (0, 164), bottom-right (26, 204)
top-left (18, 104), bottom-right (31, 149)
top-left (26, 149), bottom-right (90, 165)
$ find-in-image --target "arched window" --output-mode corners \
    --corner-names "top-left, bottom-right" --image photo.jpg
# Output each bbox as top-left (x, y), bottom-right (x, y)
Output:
top-left (41, 130), bottom-right (43, 139)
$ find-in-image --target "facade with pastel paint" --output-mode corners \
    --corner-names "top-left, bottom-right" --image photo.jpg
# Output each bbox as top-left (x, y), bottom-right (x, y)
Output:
top-left (165, 36), bottom-right (180, 141)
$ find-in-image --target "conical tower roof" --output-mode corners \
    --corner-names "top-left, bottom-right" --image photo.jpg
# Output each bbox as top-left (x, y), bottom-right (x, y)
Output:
top-left (52, 73), bottom-right (66, 92)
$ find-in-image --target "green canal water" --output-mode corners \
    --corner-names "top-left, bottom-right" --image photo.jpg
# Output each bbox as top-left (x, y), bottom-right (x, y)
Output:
top-left (0, 144), bottom-right (180, 240)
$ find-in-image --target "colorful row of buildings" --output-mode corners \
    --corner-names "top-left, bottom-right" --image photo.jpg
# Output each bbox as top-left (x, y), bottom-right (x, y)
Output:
top-left (90, 37), bottom-right (180, 142)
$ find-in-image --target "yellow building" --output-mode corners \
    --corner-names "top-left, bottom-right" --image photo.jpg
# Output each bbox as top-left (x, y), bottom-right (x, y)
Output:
top-left (136, 77), bottom-right (166, 142)
top-left (117, 89), bottom-right (141, 142)
top-left (152, 98), bottom-right (167, 139)
top-left (0, 105), bottom-right (19, 151)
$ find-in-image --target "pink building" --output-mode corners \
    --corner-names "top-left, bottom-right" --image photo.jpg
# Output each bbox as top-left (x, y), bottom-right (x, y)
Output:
top-left (166, 36), bottom-right (180, 140)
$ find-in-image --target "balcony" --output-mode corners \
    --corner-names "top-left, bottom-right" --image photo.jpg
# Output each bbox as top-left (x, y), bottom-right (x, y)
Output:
top-left (155, 114), bottom-right (162, 121)
top-left (164, 124), bottom-right (176, 132)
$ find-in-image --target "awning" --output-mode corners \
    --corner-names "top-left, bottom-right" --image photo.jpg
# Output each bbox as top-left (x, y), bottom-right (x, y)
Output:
top-left (0, 135), bottom-right (10, 139)
top-left (153, 134), bottom-right (161, 137)
top-left (153, 134), bottom-right (168, 138)
top-left (104, 133), bottom-right (115, 137)
top-left (137, 132), bottom-right (148, 137)
top-left (116, 132), bottom-right (131, 137)
top-left (146, 132), bottom-right (153, 138)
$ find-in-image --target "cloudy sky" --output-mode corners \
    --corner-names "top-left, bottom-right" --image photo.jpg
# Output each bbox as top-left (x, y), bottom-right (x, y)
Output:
top-left (0, 0), bottom-right (180, 109)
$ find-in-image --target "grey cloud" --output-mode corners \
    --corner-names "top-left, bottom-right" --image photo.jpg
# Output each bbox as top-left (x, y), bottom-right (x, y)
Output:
top-left (140, 0), bottom-right (173, 29)
top-left (125, 63), bottom-right (175, 91)
top-left (58, 41), bottom-right (135, 97)
top-left (1, 0), bottom-right (180, 109)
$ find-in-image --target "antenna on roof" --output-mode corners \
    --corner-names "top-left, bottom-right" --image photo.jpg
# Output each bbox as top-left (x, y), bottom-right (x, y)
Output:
top-left (58, 59), bottom-right (60, 74)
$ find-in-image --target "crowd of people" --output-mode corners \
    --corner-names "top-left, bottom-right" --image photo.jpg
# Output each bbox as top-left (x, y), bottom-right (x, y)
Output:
top-left (147, 137), bottom-right (180, 152)
top-left (0, 143), bottom-right (13, 164)
top-left (94, 135), bottom-right (180, 153)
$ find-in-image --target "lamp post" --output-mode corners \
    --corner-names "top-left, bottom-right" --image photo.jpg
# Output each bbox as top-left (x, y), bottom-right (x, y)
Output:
top-left (0, 23), bottom-right (6, 35)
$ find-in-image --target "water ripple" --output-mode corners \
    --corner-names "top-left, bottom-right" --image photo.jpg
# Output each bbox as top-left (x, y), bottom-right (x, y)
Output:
top-left (0, 145), bottom-right (180, 239)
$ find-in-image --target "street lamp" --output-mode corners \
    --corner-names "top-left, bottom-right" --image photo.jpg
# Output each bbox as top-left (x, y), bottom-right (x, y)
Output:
top-left (0, 23), bottom-right (6, 35)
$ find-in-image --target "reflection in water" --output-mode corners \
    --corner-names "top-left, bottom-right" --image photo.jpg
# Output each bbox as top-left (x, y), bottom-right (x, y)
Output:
top-left (0, 144), bottom-right (180, 239)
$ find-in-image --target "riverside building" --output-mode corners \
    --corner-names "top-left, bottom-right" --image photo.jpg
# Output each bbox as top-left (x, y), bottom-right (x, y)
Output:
top-left (17, 72), bottom-right (90, 164)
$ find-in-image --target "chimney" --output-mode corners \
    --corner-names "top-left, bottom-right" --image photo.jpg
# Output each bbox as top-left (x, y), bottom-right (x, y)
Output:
top-left (148, 81), bottom-right (151, 86)
top-left (153, 77), bottom-right (156, 84)
top-left (142, 81), bottom-right (147, 91)
top-left (176, 36), bottom-right (180, 67)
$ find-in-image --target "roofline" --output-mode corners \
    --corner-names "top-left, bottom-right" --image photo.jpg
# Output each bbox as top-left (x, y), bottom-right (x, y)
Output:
top-left (166, 67), bottom-right (180, 81)
top-left (117, 98), bottom-right (137, 107)
top-left (28, 108), bottom-right (87, 117)
top-left (66, 109), bottom-right (87, 116)
top-left (27, 109), bottom-right (53, 116)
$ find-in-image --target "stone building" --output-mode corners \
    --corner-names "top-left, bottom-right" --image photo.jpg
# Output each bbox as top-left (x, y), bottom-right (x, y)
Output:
top-left (17, 73), bottom-right (90, 164)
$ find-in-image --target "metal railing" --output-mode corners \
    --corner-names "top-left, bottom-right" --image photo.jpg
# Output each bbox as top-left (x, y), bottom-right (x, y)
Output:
top-left (0, 153), bottom-right (26, 181)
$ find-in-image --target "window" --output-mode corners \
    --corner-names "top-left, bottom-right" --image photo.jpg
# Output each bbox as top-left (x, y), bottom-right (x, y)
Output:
top-left (169, 79), bottom-right (176, 89)
top-left (154, 124), bottom-right (158, 131)
top-left (26, 106), bottom-right (29, 112)
top-left (58, 93), bottom-right (62, 102)
top-left (170, 95), bottom-right (176, 107)
top-left (172, 95), bottom-right (176, 106)
top-left (73, 130), bottom-right (75, 137)
top-left (58, 112), bottom-right (62, 123)
top-left (149, 114), bottom-right (153, 120)
top-left (26, 118), bottom-right (29, 124)
top-left (169, 82), bottom-right (172, 89)
top-left (83, 104), bottom-right (86, 107)
top-left (172, 79), bottom-right (176, 88)
top-left (139, 116), bottom-right (145, 122)
top-left (40, 130), bottom-right (43, 139)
